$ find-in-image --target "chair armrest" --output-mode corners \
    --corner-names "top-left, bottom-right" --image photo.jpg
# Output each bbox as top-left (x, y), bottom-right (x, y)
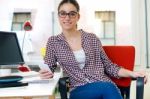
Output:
top-left (132, 77), bottom-right (144, 99)
top-left (58, 77), bottom-right (69, 99)
top-left (136, 77), bottom-right (144, 99)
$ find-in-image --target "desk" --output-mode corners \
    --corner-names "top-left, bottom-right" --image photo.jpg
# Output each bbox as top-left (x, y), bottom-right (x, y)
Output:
top-left (0, 71), bottom-right (62, 99)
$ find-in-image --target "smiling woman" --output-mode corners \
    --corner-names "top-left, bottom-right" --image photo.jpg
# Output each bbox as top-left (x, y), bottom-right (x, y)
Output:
top-left (57, 0), bottom-right (80, 32)
top-left (39, 0), bottom-right (147, 99)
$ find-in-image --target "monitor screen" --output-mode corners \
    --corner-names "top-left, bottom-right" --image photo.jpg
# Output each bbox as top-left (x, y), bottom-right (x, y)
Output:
top-left (0, 31), bottom-right (24, 65)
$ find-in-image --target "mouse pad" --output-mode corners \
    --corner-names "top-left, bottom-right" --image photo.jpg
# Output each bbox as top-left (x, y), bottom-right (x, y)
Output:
top-left (0, 75), bottom-right (23, 83)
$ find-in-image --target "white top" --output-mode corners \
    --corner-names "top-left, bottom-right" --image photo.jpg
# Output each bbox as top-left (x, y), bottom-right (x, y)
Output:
top-left (73, 49), bottom-right (86, 69)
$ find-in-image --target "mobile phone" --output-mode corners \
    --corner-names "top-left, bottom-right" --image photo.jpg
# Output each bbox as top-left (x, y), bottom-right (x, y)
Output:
top-left (39, 63), bottom-right (51, 72)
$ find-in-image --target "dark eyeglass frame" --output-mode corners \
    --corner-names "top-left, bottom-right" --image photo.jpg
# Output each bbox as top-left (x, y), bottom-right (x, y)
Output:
top-left (58, 11), bottom-right (78, 18)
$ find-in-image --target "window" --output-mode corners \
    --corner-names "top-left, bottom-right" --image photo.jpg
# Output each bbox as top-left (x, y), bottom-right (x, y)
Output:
top-left (11, 12), bottom-right (31, 31)
top-left (95, 11), bottom-right (116, 45)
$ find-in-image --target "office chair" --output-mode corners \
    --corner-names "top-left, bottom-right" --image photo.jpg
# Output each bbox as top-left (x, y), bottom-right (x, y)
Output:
top-left (58, 46), bottom-right (144, 99)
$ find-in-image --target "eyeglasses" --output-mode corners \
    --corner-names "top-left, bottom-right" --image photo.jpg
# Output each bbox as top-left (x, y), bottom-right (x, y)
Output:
top-left (58, 11), bottom-right (78, 18)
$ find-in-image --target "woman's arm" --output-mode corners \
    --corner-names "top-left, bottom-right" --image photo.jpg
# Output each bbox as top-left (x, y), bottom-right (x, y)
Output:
top-left (118, 68), bottom-right (148, 83)
top-left (39, 37), bottom-right (56, 79)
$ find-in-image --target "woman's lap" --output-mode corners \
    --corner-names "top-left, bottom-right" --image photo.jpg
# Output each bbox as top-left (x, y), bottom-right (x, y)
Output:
top-left (69, 82), bottom-right (122, 99)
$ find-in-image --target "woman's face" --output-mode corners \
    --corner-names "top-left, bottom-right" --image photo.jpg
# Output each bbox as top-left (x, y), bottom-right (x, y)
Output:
top-left (58, 3), bottom-right (80, 31)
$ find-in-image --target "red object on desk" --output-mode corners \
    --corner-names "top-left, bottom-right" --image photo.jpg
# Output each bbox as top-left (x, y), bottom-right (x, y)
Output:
top-left (18, 65), bottom-right (30, 72)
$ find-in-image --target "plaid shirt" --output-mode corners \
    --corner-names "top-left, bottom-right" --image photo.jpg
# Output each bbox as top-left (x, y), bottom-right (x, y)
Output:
top-left (44, 29), bottom-right (121, 89)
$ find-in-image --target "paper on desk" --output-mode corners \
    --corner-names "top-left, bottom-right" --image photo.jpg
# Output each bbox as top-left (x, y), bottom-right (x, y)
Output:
top-left (21, 75), bottom-right (53, 84)
top-left (12, 71), bottom-right (53, 83)
top-left (11, 71), bottom-right (39, 77)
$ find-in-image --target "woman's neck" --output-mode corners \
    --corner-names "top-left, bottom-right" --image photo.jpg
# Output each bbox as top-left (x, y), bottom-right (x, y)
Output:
top-left (63, 29), bottom-right (80, 38)
top-left (63, 29), bottom-right (82, 51)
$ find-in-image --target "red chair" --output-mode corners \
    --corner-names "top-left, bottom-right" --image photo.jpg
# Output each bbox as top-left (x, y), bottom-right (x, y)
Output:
top-left (58, 46), bottom-right (144, 99)
top-left (103, 46), bottom-right (135, 99)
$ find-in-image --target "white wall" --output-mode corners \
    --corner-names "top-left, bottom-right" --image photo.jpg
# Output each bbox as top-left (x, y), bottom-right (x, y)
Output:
top-left (0, 0), bottom-right (54, 61)
top-left (147, 0), bottom-right (150, 68)
top-left (131, 0), bottom-right (150, 68)
top-left (131, 0), bottom-right (146, 67)
top-left (77, 0), bottom-right (132, 45)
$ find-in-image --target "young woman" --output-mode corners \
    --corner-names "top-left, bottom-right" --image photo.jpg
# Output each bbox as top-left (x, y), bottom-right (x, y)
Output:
top-left (39, 0), bottom-right (147, 99)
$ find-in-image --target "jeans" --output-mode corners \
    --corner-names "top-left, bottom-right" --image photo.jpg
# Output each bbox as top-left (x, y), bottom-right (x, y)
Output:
top-left (70, 81), bottom-right (122, 99)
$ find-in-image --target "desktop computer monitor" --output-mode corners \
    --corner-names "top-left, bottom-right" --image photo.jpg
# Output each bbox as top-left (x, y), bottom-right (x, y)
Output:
top-left (0, 31), bottom-right (24, 65)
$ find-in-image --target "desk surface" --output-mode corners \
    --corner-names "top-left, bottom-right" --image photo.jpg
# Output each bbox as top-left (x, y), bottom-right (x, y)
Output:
top-left (0, 71), bottom-right (62, 98)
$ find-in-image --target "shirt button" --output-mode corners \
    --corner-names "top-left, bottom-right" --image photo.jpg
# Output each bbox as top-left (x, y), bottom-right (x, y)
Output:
top-left (85, 78), bottom-right (90, 82)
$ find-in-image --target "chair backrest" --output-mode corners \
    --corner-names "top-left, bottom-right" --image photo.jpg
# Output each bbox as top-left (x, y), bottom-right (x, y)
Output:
top-left (103, 46), bottom-right (135, 87)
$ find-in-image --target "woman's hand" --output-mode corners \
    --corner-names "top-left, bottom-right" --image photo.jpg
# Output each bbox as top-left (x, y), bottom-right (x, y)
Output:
top-left (131, 71), bottom-right (148, 84)
top-left (118, 68), bottom-right (148, 84)
top-left (39, 69), bottom-right (54, 79)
